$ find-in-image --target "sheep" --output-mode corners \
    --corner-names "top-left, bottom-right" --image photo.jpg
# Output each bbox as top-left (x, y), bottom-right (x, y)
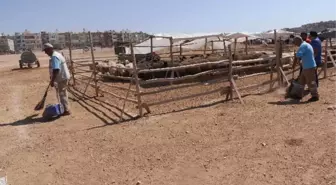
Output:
top-left (90, 61), bottom-right (110, 74)
top-left (124, 60), bottom-right (134, 77)
top-left (108, 61), bottom-right (117, 76)
top-left (115, 63), bottom-right (126, 76)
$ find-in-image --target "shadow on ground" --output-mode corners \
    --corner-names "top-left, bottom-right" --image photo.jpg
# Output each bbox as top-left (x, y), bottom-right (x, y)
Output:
top-left (0, 114), bottom-right (58, 127)
top-left (68, 87), bottom-right (139, 130)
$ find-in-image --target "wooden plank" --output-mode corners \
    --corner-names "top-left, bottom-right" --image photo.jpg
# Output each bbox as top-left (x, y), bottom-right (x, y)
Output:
top-left (275, 39), bottom-right (281, 86)
top-left (169, 37), bottom-right (174, 70)
top-left (223, 40), bottom-right (227, 56)
top-left (269, 62), bottom-right (275, 90)
top-left (140, 68), bottom-right (228, 85)
top-left (230, 79), bottom-right (244, 104)
top-left (233, 38), bottom-right (237, 58)
top-left (119, 80), bottom-right (133, 121)
top-left (73, 62), bottom-right (94, 67)
top-left (139, 77), bottom-right (229, 96)
top-left (68, 32), bottom-right (75, 85)
top-left (328, 50), bottom-right (336, 67)
top-left (227, 45), bottom-right (233, 100)
top-left (147, 87), bottom-right (229, 107)
top-left (150, 36), bottom-right (153, 54)
top-left (245, 37), bottom-right (248, 55)
top-left (203, 38), bottom-right (208, 55)
top-left (138, 59), bottom-right (229, 73)
top-left (323, 41), bottom-right (328, 79)
top-left (88, 31), bottom-right (99, 97)
top-left (81, 72), bottom-right (94, 98)
top-left (74, 68), bottom-right (94, 73)
top-left (100, 74), bottom-right (134, 81)
top-left (279, 67), bottom-right (290, 85)
top-left (131, 43), bottom-right (144, 117)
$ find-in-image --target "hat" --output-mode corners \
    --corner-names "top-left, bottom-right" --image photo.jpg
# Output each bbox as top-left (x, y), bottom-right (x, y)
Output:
top-left (42, 43), bottom-right (53, 51)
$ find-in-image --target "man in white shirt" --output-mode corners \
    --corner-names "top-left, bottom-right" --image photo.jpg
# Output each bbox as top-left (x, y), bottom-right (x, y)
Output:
top-left (43, 43), bottom-right (72, 115)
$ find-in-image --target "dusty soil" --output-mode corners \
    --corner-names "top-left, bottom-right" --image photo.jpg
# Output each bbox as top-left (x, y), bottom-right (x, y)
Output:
top-left (0, 50), bottom-right (335, 185)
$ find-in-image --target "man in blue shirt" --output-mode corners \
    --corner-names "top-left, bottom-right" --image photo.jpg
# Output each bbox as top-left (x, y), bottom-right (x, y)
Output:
top-left (309, 31), bottom-right (322, 87)
top-left (293, 37), bottom-right (319, 102)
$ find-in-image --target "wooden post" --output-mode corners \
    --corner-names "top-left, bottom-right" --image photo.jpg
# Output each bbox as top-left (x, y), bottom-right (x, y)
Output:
top-left (88, 31), bottom-right (99, 97)
top-left (130, 43), bottom-right (143, 117)
top-left (203, 38), bottom-right (208, 55)
top-left (275, 40), bottom-right (282, 86)
top-left (329, 38), bottom-right (333, 47)
top-left (226, 45), bottom-right (244, 104)
top-left (211, 41), bottom-right (214, 54)
top-left (269, 59), bottom-right (275, 91)
top-left (233, 38), bottom-right (237, 58)
top-left (169, 37), bottom-right (173, 65)
top-left (227, 45), bottom-right (233, 100)
top-left (273, 29), bottom-right (277, 48)
top-left (223, 40), bottom-right (227, 56)
top-left (68, 32), bottom-right (75, 85)
top-left (119, 80), bottom-right (133, 121)
top-left (279, 40), bottom-right (284, 85)
top-left (324, 39), bottom-right (328, 78)
top-left (245, 37), bottom-right (248, 55)
top-left (179, 43), bottom-right (183, 56)
top-left (150, 36), bottom-right (153, 54)
top-left (169, 37), bottom-right (175, 85)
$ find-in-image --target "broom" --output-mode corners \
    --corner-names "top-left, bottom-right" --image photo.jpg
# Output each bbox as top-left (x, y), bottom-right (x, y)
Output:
top-left (34, 84), bottom-right (50, 111)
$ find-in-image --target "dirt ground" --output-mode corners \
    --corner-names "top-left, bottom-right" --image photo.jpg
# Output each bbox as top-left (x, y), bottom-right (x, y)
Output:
top-left (0, 50), bottom-right (335, 185)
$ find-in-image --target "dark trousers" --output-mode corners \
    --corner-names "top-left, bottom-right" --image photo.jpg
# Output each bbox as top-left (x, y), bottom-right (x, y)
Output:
top-left (299, 65), bottom-right (319, 87)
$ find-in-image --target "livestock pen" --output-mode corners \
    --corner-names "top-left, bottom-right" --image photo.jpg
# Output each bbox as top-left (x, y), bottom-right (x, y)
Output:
top-left (63, 30), bottom-right (334, 122)
top-left (65, 31), bottom-right (335, 122)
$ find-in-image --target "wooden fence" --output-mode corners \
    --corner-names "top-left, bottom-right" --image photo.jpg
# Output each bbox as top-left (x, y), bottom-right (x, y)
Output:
top-left (67, 32), bottom-right (336, 120)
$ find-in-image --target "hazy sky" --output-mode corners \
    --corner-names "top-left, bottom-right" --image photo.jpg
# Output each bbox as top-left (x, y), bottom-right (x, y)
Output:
top-left (1, 0), bottom-right (335, 34)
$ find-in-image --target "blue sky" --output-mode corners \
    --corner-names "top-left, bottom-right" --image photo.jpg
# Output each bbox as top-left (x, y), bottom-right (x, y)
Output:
top-left (0, 0), bottom-right (335, 34)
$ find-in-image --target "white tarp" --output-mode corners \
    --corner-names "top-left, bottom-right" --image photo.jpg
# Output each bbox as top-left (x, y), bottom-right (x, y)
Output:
top-left (225, 32), bottom-right (260, 42)
top-left (125, 37), bottom-right (171, 54)
top-left (182, 36), bottom-right (231, 50)
top-left (259, 29), bottom-right (294, 39)
top-left (125, 33), bottom-right (226, 54)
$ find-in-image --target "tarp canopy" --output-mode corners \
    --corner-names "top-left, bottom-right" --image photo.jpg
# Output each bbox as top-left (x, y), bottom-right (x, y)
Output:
top-left (224, 32), bottom-right (261, 42)
top-left (181, 36), bottom-right (230, 50)
top-left (125, 37), bottom-right (186, 54)
top-left (126, 33), bottom-right (228, 54)
top-left (258, 29), bottom-right (294, 39)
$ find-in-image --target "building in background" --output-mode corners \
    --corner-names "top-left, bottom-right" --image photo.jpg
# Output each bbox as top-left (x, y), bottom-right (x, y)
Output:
top-left (5, 30), bottom-right (149, 51)
top-left (14, 30), bottom-right (42, 51)
top-left (41, 30), bottom-right (67, 50)
top-left (71, 32), bottom-right (89, 48)
top-left (0, 37), bottom-right (15, 53)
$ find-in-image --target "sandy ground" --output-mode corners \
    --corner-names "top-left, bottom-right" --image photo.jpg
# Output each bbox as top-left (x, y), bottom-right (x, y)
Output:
top-left (0, 50), bottom-right (335, 185)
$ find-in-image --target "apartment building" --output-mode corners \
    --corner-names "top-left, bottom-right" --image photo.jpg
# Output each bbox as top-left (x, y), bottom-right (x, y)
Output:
top-left (41, 31), bottom-right (67, 49)
top-left (0, 36), bottom-right (15, 53)
top-left (15, 30), bottom-right (42, 51)
top-left (71, 32), bottom-right (89, 48)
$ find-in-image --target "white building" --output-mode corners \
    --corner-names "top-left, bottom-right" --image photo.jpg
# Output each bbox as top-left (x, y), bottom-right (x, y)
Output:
top-left (15, 30), bottom-right (42, 51)
top-left (0, 37), bottom-right (15, 53)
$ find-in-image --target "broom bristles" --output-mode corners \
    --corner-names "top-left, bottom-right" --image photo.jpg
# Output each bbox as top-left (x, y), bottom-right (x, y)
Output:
top-left (34, 85), bottom-right (49, 111)
top-left (34, 98), bottom-right (46, 110)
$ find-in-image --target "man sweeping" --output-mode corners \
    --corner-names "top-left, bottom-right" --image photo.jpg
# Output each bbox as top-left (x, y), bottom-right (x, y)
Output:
top-left (291, 37), bottom-right (319, 102)
top-left (43, 43), bottom-right (72, 115)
